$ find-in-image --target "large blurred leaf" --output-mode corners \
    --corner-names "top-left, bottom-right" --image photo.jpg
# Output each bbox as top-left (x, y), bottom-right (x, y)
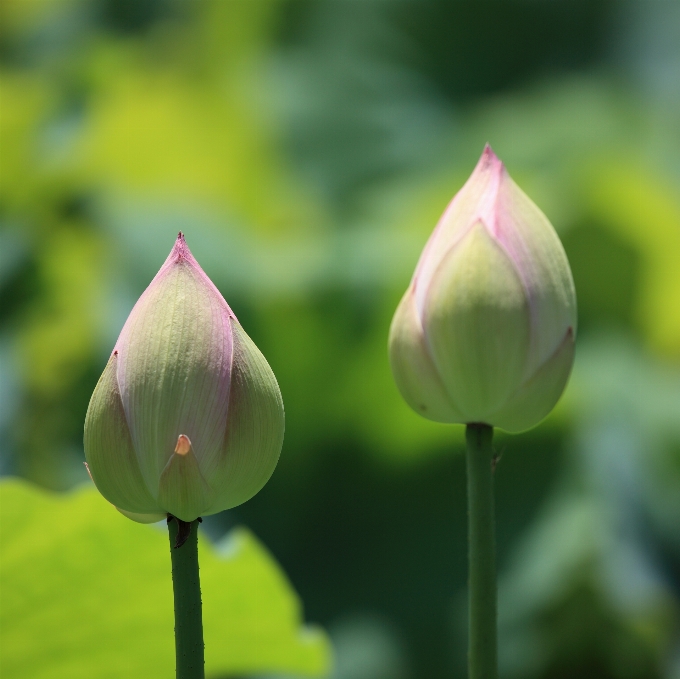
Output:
top-left (0, 478), bottom-right (330, 679)
top-left (497, 490), bottom-right (676, 679)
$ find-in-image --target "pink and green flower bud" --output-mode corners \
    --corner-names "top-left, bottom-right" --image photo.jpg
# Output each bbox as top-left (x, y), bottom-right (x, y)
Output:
top-left (84, 234), bottom-right (284, 522)
top-left (389, 145), bottom-right (576, 433)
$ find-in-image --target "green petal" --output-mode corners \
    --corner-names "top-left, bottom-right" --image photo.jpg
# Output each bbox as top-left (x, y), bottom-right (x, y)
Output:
top-left (204, 319), bottom-right (284, 514)
top-left (388, 288), bottom-right (465, 423)
top-left (157, 439), bottom-right (214, 521)
top-left (423, 222), bottom-right (531, 421)
top-left (495, 171), bottom-right (577, 376)
top-left (116, 507), bottom-right (167, 524)
top-left (491, 327), bottom-right (575, 433)
top-left (84, 353), bottom-right (162, 514)
top-left (115, 260), bottom-right (232, 493)
top-left (413, 146), bottom-right (501, 314)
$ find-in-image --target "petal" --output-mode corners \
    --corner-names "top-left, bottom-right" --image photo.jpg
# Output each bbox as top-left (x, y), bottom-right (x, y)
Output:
top-left (491, 327), bottom-right (575, 433)
top-left (84, 353), bottom-right (162, 514)
top-left (388, 288), bottom-right (465, 423)
top-left (493, 169), bottom-right (577, 376)
top-left (116, 508), bottom-right (167, 524)
top-left (414, 144), bottom-right (503, 316)
top-left (114, 237), bottom-right (233, 493)
top-left (203, 319), bottom-right (284, 514)
top-left (423, 221), bottom-right (531, 421)
top-left (157, 437), bottom-right (214, 521)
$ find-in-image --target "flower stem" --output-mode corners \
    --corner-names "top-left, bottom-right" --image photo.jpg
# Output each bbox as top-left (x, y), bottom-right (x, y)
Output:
top-left (466, 424), bottom-right (497, 679)
top-left (168, 516), bottom-right (205, 679)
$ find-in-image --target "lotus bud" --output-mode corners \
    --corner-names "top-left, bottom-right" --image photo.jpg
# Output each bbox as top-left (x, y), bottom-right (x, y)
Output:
top-left (389, 145), bottom-right (576, 433)
top-left (84, 233), bottom-right (284, 522)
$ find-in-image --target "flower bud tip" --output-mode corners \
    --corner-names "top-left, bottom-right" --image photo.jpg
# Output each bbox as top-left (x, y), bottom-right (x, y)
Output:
top-left (170, 232), bottom-right (191, 263)
top-left (479, 143), bottom-right (504, 173)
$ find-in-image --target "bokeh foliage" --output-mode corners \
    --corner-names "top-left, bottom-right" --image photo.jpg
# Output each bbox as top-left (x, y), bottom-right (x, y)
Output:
top-left (1, 1), bottom-right (679, 678)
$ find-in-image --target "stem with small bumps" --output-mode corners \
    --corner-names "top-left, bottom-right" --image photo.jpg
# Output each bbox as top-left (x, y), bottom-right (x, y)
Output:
top-left (168, 516), bottom-right (205, 679)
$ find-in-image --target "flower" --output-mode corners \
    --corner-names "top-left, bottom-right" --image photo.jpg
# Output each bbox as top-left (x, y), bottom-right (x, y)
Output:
top-left (84, 233), bottom-right (284, 522)
top-left (389, 145), bottom-right (576, 433)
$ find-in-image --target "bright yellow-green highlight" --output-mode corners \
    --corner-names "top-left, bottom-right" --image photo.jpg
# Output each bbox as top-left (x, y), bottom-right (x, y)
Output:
top-left (0, 479), bottom-right (330, 679)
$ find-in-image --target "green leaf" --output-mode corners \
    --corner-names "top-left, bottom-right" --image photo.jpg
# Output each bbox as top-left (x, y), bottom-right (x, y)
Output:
top-left (0, 478), bottom-right (331, 679)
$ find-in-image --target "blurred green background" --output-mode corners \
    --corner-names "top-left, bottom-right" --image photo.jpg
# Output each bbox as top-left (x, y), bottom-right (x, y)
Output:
top-left (1, 1), bottom-right (679, 678)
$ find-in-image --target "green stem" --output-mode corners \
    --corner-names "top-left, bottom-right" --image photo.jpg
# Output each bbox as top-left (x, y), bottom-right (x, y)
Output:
top-left (466, 424), bottom-right (497, 679)
top-left (168, 517), bottom-right (205, 679)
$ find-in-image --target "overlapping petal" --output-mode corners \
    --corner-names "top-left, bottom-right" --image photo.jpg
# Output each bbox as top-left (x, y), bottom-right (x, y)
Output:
top-left (158, 436), bottom-right (214, 521)
top-left (389, 289), bottom-right (464, 423)
top-left (490, 327), bottom-right (575, 433)
top-left (84, 353), bottom-right (161, 514)
top-left (422, 222), bottom-right (531, 421)
top-left (114, 237), bottom-right (234, 494)
top-left (204, 319), bottom-right (284, 514)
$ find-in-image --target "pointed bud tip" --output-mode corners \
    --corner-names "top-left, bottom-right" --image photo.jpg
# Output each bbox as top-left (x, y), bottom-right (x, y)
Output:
top-left (174, 434), bottom-right (192, 456)
top-left (479, 143), bottom-right (504, 173)
top-left (170, 232), bottom-right (192, 263)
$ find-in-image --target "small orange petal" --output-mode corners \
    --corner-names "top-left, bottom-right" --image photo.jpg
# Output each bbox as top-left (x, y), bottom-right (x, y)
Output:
top-left (174, 435), bottom-right (192, 456)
